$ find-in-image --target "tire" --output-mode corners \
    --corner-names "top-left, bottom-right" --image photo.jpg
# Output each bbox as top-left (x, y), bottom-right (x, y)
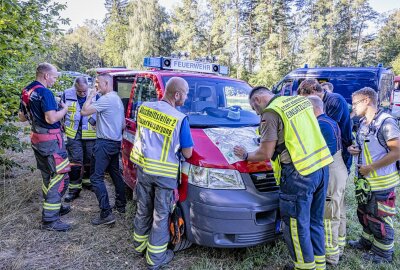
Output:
top-left (170, 237), bottom-right (192, 252)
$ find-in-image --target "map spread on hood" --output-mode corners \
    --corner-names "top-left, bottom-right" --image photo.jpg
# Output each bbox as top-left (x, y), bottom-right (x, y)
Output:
top-left (203, 126), bottom-right (260, 164)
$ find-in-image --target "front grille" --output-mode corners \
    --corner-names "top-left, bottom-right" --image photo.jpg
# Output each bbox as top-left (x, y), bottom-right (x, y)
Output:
top-left (250, 171), bottom-right (279, 192)
top-left (236, 229), bottom-right (277, 244)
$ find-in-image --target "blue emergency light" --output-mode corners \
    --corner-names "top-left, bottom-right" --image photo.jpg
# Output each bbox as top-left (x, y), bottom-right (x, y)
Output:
top-left (143, 57), bottom-right (229, 76)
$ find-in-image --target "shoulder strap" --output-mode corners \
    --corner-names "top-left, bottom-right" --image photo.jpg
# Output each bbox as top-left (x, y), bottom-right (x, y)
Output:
top-left (376, 115), bottom-right (395, 152)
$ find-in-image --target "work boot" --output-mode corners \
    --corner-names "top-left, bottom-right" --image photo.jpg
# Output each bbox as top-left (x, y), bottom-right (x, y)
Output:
top-left (362, 251), bottom-right (392, 264)
top-left (348, 239), bottom-right (371, 251)
top-left (64, 191), bottom-right (80, 203)
top-left (148, 249), bottom-right (174, 270)
top-left (91, 213), bottom-right (116, 226)
top-left (42, 220), bottom-right (72, 232)
top-left (82, 183), bottom-right (93, 191)
top-left (60, 205), bottom-right (71, 216)
top-left (113, 205), bottom-right (126, 214)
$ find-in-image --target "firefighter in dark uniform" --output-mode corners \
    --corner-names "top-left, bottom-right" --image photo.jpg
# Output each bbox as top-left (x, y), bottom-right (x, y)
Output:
top-left (63, 77), bottom-right (97, 202)
top-left (19, 63), bottom-right (72, 231)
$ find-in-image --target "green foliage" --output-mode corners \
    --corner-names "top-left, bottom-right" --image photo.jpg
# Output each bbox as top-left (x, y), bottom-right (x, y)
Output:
top-left (0, 0), bottom-right (67, 169)
top-left (392, 54), bottom-right (400, 75)
top-left (102, 0), bottom-right (129, 66)
top-left (52, 74), bottom-right (75, 94)
top-left (51, 20), bottom-right (104, 72)
top-left (123, 0), bottom-right (173, 68)
top-left (376, 10), bottom-right (400, 66)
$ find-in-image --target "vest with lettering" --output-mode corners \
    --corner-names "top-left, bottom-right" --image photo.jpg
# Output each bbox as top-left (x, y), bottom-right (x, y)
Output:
top-left (130, 101), bottom-right (186, 178)
top-left (265, 96), bottom-right (333, 178)
top-left (357, 111), bottom-right (400, 191)
top-left (64, 88), bottom-right (97, 140)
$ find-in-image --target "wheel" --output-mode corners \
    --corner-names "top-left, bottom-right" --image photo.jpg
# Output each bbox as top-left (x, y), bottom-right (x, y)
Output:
top-left (170, 236), bottom-right (192, 252)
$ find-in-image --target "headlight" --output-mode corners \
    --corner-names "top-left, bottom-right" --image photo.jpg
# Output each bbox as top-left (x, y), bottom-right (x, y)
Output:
top-left (188, 165), bottom-right (245, 190)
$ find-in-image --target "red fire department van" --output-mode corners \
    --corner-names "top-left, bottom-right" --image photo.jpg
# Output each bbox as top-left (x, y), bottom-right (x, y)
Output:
top-left (121, 57), bottom-right (280, 250)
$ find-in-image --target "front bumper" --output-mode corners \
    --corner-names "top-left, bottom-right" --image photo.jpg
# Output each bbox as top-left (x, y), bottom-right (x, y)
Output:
top-left (182, 173), bottom-right (280, 248)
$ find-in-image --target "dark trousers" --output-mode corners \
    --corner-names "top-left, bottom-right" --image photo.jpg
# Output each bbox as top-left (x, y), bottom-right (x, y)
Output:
top-left (279, 163), bottom-right (329, 270)
top-left (90, 138), bottom-right (126, 217)
top-left (66, 138), bottom-right (95, 192)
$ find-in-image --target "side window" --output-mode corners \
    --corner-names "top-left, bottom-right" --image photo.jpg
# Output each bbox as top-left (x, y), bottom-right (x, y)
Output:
top-left (116, 77), bottom-right (135, 114)
top-left (273, 79), bottom-right (293, 96)
top-left (378, 74), bottom-right (394, 109)
top-left (130, 77), bottom-right (157, 120)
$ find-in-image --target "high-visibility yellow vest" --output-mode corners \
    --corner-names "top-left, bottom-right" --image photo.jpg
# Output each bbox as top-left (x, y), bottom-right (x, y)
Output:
top-left (265, 96), bottom-right (333, 179)
top-left (130, 101), bottom-right (186, 178)
top-left (357, 111), bottom-right (400, 191)
top-left (64, 88), bottom-right (97, 140)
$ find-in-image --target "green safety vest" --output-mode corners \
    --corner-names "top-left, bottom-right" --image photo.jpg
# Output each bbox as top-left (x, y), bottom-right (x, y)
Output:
top-left (265, 96), bottom-right (333, 180)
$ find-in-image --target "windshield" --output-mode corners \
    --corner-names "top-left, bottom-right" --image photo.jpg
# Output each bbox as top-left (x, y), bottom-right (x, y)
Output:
top-left (162, 76), bottom-right (258, 127)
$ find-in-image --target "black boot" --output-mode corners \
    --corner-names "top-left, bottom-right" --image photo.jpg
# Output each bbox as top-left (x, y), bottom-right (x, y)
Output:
top-left (64, 191), bottom-right (80, 203)
top-left (348, 239), bottom-right (372, 251)
top-left (60, 205), bottom-right (71, 216)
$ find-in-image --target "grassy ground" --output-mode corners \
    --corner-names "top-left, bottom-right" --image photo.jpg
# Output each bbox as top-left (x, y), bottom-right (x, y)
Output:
top-left (1, 142), bottom-right (400, 269)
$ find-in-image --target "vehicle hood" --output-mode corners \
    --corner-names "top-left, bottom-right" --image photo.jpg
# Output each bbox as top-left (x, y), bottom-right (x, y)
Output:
top-left (186, 127), bottom-right (271, 173)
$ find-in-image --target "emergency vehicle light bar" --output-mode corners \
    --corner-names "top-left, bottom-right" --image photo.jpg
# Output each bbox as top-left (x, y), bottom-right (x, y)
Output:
top-left (143, 57), bottom-right (229, 76)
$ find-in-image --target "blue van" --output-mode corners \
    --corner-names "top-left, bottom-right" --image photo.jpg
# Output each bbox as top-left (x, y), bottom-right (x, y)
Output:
top-left (273, 65), bottom-right (394, 109)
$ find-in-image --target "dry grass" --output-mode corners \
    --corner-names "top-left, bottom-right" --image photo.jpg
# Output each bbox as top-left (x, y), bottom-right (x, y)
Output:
top-left (1, 138), bottom-right (400, 269)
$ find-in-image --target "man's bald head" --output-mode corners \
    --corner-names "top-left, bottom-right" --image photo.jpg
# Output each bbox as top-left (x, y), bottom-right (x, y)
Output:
top-left (165, 77), bottom-right (189, 98)
top-left (163, 77), bottom-right (189, 107)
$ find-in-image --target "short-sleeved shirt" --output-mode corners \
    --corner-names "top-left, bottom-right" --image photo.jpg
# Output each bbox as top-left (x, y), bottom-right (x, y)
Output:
top-left (322, 91), bottom-right (353, 148)
top-left (317, 114), bottom-right (342, 156)
top-left (20, 81), bottom-right (60, 129)
top-left (359, 114), bottom-right (400, 145)
top-left (180, 117), bottom-right (194, 148)
top-left (259, 110), bottom-right (292, 163)
top-left (92, 91), bottom-right (125, 141)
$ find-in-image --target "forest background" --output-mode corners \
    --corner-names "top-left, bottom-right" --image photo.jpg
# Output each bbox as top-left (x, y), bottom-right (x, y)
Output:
top-left (0, 0), bottom-right (400, 167)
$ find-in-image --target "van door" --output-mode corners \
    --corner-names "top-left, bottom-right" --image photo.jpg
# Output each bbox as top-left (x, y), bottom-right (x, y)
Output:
top-left (378, 73), bottom-right (394, 110)
top-left (122, 76), bottom-right (159, 189)
top-left (114, 75), bottom-right (136, 114)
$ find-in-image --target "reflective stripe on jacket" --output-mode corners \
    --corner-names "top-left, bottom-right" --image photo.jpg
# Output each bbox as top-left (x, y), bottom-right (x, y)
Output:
top-left (130, 101), bottom-right (186, 178)
top-left (64, 88), bottom-right (96, 140)
top-left (266, 96), bottom-right (333, 177)
top-left (357, 111), bottom-right (400, 191)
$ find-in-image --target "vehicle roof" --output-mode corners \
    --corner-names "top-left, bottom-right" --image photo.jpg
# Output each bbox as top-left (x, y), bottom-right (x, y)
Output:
top-left (287, 66), bottom-right (392, 77)
top-left (108, 70), bottom-right (141, 77)
top-left (138, 70), bottom-right (247, 83)
top-left (87, 67), bottom-right (132, 74)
